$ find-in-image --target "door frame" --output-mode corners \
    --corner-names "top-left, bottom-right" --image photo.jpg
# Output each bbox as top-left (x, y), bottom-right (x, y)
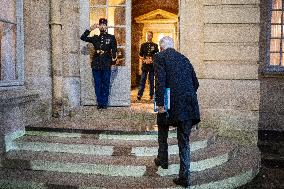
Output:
top-left (79, 0), bottom-right (132, 106)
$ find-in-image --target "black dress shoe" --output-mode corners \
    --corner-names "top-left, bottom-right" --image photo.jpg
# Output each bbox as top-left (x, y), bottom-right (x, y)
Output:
top-left (97, 105), bottom-right (102, 109)
top-left (101, 106), bottom-right (107, 109)
top-left (137, 96), bottom-right (141, 101)
top-left (154, 158), bottom-right (168, 169)
top-left (173, 178), bottom-right (190, 188)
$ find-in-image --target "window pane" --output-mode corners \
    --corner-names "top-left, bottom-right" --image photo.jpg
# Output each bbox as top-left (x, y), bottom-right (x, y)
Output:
top-left (90, 0), bottom-right (106, 5)
top-left (271, 25), bottom-right (282, 38)
top-left (282, 40), bottom-right (284, 52)
top-left (272, 0), bottom-right (282, 10)
top-left (0, 0), bottom-right (16, 22)
top-left (270, 39), bottom-right (281, 52)
top-left (111, 27), bottom-right (125, 46)
top-left (271, 11), bottom-right (282, 24)
top-left (0, 21), bottom-right (17, 81)
top-left (90, 8), bottom-right (106, 35)
top-left (90, 8), bottom-right (106, 24)
top-left (270, 1), bottom-right (284, 67)
top-left (116, 47), bottom-right (125, 66)
top-left (109, 0), bottom-right (126, 6)
top-left (281, 43), bottom-right (284, 66)
top-left (270, 53), bottom-right (280, 65)
top-left (108, 7), bottom-right (126, 26)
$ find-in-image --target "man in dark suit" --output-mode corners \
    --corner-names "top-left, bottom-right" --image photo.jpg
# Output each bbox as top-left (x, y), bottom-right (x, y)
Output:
top-left (154, 36), bottom-right (200, 187)
top-left (80, 18), bottom-right (117, 109)
top-left (137, 31), bottom-right (159, 101)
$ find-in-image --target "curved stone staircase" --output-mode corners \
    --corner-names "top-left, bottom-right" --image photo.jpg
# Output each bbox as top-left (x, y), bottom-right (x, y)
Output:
top-left (0, 107), bottom-right (260, 189)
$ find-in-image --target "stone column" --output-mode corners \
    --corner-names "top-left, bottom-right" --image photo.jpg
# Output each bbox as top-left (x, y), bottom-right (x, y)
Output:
top-left (61, 0), bottom-right (81, 113)
top-left (50, 0), bottom-right (63, 117)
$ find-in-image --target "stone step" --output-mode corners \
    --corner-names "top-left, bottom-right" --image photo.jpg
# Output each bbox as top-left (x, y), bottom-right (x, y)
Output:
top-left (24, 127), bottom-right (214, 143)
top-left (261, 153), bottom-right (284, 168)
top-left (258, 140), bottom-right (284, 168)
top-left (258, 130), bottom-right (284, 142)
top-left (13, 129), bottom-right (215, 156)
top-left (73, 106), bottom-right (156, 117)
top-left (0, 147), bottom-right (260, 189)
top-left (258, 140), bottom-right (284, 155)
top-left (27, 106), bottom-right (157, 132)
top-left (27, 117), bottom-right (156, 133)
top-left (1, 139), bottom-right (237, 177)
top-left (237, 166), bottom-right (284, 189)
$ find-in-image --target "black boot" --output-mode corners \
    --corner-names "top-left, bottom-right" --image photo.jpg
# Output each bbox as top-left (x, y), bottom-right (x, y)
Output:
top-left (154, 158), bottom-right (168, 169)
top-left (101, 105), bottom-right (107, 109)
top-left (173, 178), bottom-right (190, 188)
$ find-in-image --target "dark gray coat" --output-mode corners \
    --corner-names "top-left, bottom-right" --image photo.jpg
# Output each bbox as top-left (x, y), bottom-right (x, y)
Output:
top-left (154, 48), bottom-right (200, 125)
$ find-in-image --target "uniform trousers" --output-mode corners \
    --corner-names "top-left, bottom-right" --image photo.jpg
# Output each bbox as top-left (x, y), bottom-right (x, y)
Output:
top-left (92, 68), bottom-right (111, 107)
top-left (138, 68), bottom-right (154, 97)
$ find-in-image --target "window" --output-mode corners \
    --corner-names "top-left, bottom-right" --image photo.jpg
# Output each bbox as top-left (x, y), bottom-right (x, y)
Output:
top-left (270, 0), bottom-right (284, 66)
top-left (0, 0), bottom-right (24, 86)
top-left (90, 0), bottom-right (127, 66)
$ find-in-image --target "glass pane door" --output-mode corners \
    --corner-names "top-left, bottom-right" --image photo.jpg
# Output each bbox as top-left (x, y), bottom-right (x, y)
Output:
top-left (82, 0), bottom-right (131, 106)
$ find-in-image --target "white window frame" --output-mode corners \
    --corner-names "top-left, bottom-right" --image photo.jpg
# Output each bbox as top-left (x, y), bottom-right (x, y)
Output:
top-left (89, 0), bottom-right (130, 67)
top-left (0, 0), bottom-right (25, 87)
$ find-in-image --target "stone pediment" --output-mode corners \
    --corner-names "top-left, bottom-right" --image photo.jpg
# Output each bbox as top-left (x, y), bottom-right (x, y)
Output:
top-left (135, 9), bottom-right (178, 24)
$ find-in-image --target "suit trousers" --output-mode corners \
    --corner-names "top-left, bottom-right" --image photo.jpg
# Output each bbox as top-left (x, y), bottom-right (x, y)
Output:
top-left (92, 68), bottom-right (111, 107)
top-left (157, 113), bottom-right (192, 181)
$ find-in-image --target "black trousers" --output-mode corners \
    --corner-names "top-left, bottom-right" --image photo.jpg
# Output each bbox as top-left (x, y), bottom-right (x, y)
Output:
top-left (157, 113), bottom-right (192, 181)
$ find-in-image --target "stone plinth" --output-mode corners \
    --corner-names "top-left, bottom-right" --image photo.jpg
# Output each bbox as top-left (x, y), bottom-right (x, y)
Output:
top-left (0, 90), bottom-right (40, 153)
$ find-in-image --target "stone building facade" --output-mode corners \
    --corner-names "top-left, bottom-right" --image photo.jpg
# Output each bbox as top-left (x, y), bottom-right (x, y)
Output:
top-left (182, 0), bottom-right (261, 145)
top-left (0, 0), bottom-right (283, 174)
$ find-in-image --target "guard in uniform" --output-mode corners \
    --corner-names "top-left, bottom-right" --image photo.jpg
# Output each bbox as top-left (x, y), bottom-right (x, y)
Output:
top-left (137, 31), bottom-right (159, 101)
top-left (80, 18), bottom-right (117, 109)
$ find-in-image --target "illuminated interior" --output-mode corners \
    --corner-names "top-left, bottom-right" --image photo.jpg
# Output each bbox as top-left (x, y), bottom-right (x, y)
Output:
top-left (270, 0), bottom-right (284, 66)
top-left (89, 0), bottom-right (126, 66)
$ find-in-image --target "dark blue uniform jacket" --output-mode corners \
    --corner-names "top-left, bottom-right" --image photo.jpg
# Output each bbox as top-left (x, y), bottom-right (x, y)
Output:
top-left (139, 42), bottom-right (159, 72)
top-left (80, 30), bottom-right (117, 70)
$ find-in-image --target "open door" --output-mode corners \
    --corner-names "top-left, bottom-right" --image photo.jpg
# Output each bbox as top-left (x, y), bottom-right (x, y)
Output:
top-left (135, 9), bottom-right (178, 50)
top-left (80, 0), bottom-right (131, 106)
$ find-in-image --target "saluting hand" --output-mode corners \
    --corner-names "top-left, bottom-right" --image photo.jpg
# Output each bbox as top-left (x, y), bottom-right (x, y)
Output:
top-left (90, 24), bottom-right (98, 31)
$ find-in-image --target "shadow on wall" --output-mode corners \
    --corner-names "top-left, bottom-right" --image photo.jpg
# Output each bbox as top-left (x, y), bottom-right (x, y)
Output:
top-left (259, 78), bottom-right (284, 132)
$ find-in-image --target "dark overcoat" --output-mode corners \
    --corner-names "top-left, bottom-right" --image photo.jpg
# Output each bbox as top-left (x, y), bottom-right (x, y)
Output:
top-left (154, 48), bottom-right (200, 125)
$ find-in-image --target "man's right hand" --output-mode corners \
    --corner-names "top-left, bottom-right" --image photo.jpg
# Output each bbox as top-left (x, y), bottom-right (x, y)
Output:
top-left (90, 24), bottom-right (98, 31)
top-left (158, 106), bottom-right (166, 113)
top-left (144, 57), bottom-right (153, 64)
